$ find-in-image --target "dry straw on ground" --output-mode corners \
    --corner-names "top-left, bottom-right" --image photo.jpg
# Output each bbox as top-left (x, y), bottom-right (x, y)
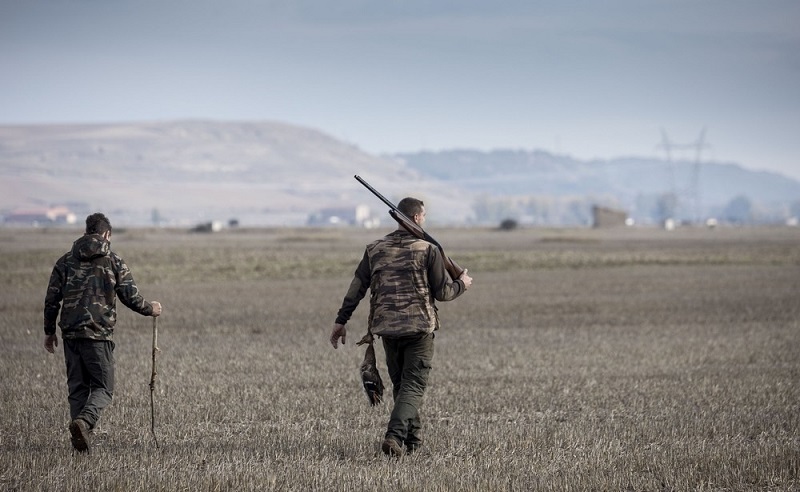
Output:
top-left (1, 225), bottom-right (798, 491)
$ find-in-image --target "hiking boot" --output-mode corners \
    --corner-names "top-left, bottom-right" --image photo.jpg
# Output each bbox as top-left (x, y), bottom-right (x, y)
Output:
top-left (381, 437), bottom-right (404, 457)
top-left (69, 419), bottom-right (90, 453)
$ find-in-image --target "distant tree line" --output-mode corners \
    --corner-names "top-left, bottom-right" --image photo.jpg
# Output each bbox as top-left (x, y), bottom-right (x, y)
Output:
top-left (471, 195), bottom-right (619, 226)
top-left (472, 194), bottom-right (800, 226)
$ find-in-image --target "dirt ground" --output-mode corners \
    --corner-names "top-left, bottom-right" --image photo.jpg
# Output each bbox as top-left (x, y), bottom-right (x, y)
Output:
top-left (1, 225), bottom-right (798, 491)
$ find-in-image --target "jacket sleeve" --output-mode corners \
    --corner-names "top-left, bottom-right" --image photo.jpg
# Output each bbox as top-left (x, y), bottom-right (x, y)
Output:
top-left (335, 250), bottom-right (371, 325)
top-left (43, 257), bottom-right (66, 336)
top-left (428, 245), bottom-right (465, 302)
top-left (113, 253), bottom-right (154, 316)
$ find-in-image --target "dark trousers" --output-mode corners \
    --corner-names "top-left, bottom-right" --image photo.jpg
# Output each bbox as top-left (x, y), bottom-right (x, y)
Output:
top-left (382, 332), bottom-right (434, 448)
top-left (63, 338), bottom-right (115, 429)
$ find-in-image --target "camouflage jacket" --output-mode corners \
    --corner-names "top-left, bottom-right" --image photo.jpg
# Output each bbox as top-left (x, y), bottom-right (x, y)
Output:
top-left (44, 234), bottom-right (154, 340)
top-left (335, 230), bottom-right (466, 337)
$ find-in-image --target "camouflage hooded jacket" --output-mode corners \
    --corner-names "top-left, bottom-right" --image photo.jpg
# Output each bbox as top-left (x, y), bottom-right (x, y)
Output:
top-left (44, 234), bottom-right (154, 340)
top-left (335, 230), bottom-right (466, 337)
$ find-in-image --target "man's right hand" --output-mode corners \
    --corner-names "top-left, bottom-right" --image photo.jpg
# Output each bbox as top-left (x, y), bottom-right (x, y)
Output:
top-left (44, 334), bottom-right (58, 354)
top-left (151, 301), bottom-right (163, 317)
top-left (330, 323), bottom-right (347, 349)
top-left (459, 269), bottom-right (473, 290)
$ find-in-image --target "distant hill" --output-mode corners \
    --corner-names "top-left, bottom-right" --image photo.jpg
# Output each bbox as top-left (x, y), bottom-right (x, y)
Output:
top-left (0, 120), bottom-right (471, 226)
top-left (394, 149), bottom-right (800, 203)
top-left (394, 149), bottom-right (800, 224)
top-left (1, 120), bottom-right (797, 227)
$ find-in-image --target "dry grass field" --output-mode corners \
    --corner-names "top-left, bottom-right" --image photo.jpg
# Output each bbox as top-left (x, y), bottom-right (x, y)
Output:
top-left (1, 225), bottom-right (798, 491)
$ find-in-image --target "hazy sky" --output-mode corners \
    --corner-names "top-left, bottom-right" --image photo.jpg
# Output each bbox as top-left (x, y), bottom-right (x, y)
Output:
top-left (2, 0), bottom-right (799, 180)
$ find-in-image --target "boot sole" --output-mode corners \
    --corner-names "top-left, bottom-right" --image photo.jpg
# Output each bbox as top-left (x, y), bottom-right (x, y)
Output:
top-left (69, 420), bottom-right (90, 453)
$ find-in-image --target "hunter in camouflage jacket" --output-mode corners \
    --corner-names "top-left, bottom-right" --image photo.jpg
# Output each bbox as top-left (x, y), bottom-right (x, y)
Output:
top-left (335, 230), bottom-right (467, 338)
top-left (44, 233), bottom-right (155, 341)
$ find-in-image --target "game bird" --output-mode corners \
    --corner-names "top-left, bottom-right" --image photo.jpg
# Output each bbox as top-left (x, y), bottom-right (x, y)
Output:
top-left (356, 332), bottom-right (384, 406)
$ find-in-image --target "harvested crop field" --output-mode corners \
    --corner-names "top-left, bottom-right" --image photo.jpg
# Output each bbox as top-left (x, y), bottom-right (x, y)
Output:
top-left (1, 225), bottom-right (798, 491)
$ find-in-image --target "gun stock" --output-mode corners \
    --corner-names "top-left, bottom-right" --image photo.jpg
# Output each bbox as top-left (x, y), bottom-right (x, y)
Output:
top-left (355, 175), bottom-right (466, 281)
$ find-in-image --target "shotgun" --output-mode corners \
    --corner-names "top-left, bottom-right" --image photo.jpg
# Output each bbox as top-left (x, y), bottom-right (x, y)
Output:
top-left (354, 175), bottom-right (465, 280)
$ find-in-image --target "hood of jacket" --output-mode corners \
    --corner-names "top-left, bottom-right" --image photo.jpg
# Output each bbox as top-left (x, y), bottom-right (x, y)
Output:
top-left (71, 233), bottom-right (111, 261)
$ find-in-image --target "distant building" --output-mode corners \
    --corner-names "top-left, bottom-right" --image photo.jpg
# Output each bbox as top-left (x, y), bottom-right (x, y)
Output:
top-left (307, 205), bottom-right (378, 227)
top-left (591, 205), bottom-right (628, 228)
top-left (3, 206), bottom-right (77, 226)
top-left (190, 221), bottom-right (224, 233)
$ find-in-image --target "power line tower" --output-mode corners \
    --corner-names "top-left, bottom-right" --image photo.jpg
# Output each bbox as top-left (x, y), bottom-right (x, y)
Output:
top-left (656, 128), bottom-right (710, 224)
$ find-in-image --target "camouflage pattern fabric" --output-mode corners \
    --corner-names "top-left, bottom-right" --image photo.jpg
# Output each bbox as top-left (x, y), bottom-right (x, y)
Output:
top-left (366, 233), bottom-right (439, 337)
top-left (44, 234), bottom-right (154, 340)
top-left (335, 230), bottom-right (465, 336)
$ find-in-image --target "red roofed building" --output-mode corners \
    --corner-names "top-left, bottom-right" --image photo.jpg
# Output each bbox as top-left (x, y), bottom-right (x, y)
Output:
top-left (4, 206), bottom-right (77, 226)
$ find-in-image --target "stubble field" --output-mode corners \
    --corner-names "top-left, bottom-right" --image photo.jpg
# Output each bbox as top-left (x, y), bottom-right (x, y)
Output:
top-left (0, 225), bottom-right (798, 491)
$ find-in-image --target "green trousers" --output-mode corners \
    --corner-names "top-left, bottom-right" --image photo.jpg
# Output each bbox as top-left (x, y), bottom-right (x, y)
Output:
top-left (382, 332), bottom-right (434, 449)
top-left (63, 339), bottom-right (115, 429)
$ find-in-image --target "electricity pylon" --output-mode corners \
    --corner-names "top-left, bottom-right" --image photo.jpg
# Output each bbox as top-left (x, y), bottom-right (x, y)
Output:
top-left (656, 128), bottom-right (710, 224)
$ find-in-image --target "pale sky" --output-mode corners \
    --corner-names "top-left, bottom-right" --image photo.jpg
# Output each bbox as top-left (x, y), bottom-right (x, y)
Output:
top-left (2, 0), bottom-right (799, 180)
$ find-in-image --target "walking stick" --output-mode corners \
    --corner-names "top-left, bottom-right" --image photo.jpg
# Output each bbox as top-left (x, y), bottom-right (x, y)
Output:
top-left (149, 316), bottom-right (160, 448)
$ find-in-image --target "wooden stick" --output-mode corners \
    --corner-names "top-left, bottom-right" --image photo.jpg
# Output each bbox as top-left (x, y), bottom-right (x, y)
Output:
top-left (149, 316), bottom-right (160, 448)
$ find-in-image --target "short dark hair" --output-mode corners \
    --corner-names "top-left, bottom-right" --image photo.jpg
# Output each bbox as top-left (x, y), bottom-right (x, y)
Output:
top-left (85, 213), bottom-right (112, 235)
top-left (397, 197), bottom-right (424, 218)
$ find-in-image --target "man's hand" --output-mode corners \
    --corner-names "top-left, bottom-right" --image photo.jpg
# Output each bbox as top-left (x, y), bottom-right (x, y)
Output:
top-left (151, 301), bottom-right (163, 317)
top-left (44, 334), bottom-right (58, 354)
top-left (459, 269), bottom-right (473, 290)
top-left (330, 323), bottom-right (347, 349)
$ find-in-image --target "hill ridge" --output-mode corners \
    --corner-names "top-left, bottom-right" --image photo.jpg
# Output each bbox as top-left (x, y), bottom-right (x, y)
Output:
top-left (2, 120), bottom-right (797, 226)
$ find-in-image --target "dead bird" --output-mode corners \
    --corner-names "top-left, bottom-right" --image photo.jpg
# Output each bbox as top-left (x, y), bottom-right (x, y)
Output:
top-left (356, 333), bottom-right (384, 406)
